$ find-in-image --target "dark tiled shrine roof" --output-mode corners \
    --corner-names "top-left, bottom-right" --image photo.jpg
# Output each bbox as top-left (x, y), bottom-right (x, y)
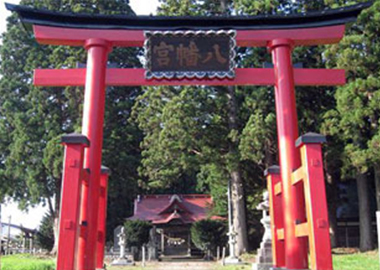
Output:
top-left (128, 194), bottom-right (222, 225)
top-left (6, 2), bottom-right (372, 31)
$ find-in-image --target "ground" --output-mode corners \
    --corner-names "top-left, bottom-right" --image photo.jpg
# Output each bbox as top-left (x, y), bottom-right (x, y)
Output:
top-left (108, 262), bottom-right (252, 270)
top-left (333, 249), bottom-right (379, 270)
top-left (107, 249), bottom-right (380, 270)
top-left (2, 254), bottom-right (55, 270)
top-left (1, 250), bottom-right (379, 270)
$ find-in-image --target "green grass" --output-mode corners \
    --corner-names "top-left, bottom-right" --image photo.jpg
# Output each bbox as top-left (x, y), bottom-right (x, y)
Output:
top-left (2, 254), bottom-right (55, 270)
top-left (2, 252), bottom-right (379, 270)
top-left (333, 251), bottom-right (379, 270)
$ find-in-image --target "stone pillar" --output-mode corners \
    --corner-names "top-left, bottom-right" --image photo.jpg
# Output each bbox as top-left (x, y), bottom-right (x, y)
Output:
top-left (252, 192), bottom-right (273, 270)
top-left (147, 227), bottom-right (158, 261)
top-left (111, 227), bottom-right (134, 266)
top-left (29, 236), bottom-right (33, 253)
top-left (187, 232), bottom-right (191, 256)
top-left (161, 229), bottom-right (165, 254)
top-left (225, 179), bottom-right (241, 265)
top-left (22, 233), bottom-right (26, 253)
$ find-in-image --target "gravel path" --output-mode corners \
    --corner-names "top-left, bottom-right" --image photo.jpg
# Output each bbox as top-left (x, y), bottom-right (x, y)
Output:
top-left (151, 262), bottom-right (216, 269)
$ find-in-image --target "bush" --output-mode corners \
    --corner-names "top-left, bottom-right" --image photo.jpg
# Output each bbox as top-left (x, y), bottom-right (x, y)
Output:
top-left (191, 219), bottom-right (228, 253)
top-left (124, 220), bottom-right (152, 248)
top-left (36, 213), bottom-right (54, 251)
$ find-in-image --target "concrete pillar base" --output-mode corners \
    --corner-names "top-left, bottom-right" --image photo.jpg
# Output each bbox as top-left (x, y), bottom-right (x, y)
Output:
top-left (110, 258), bottom-right (135, 266)
top-left (252, 263), bottom-right (272, 270)
top-left (224, 256), bottom-right (244, 265)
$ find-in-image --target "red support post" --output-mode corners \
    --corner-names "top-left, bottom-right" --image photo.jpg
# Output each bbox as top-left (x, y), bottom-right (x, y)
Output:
top-left (96, 166), bottom-right (110, 270)
top-left (269, 38), bottom-right (308, 269)
top-left (296, 133), bottom-right (333, 270)
top-left (265, 166), bottom-right (285, 268)
top-left (57, 134), bottom-right (89, 270)
top-left (77, 38), bottom-right (112, 270)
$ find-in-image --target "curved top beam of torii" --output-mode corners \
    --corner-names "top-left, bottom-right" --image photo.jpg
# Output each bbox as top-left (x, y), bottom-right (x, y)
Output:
top-left (6, 2), bottom-right (372, 31)
top-left (5, 2), bottom-right (372, 48)
top-left (5, 2), bottom-right (372, 87)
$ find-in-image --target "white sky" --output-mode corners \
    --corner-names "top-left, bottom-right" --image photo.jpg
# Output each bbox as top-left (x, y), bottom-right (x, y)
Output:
top-left (0, 0), bottom-right (159, 230)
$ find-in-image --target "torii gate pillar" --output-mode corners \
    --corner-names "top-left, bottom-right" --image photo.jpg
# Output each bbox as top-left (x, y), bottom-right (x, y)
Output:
top-left (269, 39), bottom-right (308, 269)
top-left (77, 38), bottom-right (111, 270)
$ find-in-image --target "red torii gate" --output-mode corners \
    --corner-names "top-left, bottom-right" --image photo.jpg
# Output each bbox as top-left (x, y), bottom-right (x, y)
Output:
top-left (7, 2), bottom-right (371, 270)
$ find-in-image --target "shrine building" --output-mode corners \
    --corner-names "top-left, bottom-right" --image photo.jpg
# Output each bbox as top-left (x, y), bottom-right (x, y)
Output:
top-left (128, 194), bottom-right (222, 257)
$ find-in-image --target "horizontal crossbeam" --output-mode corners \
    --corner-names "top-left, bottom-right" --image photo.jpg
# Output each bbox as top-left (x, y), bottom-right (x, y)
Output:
top-left (274, 182), bottom-right (282, 196)
top-left (34, 68), bottom-right (346, 87)
top-left (277, 229), bottom-right (285, 240)
top-left (291, 167), bottom-right (305, 186)
top-left (295, 222), bottom-right (309, 238)
top-left (34, 25), bottom-right (345, 47)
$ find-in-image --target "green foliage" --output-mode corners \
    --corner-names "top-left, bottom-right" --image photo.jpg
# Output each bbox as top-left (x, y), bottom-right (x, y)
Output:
top-left (35, 213), bottom-right (54, 251)
top-left (2, 0), bottom-right (377, 254)
top-left (0, 0), bottom-right (142, 244)
top-left (158, 0), bottom-right (234, 15)
top-left (124, 220), bottom-right (152, 248)
top-left (137, 0), bottom-right (340, 251)
top-left (190, 219), bottom-right (228, 252)
top-left (321, 0), bottom-right (380, 251)
top-left (323, 0), bottom-right (380, 175)
top-left (131, 85), bottom-right (232, 213)
top-left (2, 254), bottom-right (55, 270)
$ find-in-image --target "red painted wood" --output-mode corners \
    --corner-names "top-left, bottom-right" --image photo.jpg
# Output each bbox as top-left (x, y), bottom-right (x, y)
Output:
top-left (77, 179), bottom-right (88, 270)
top-left (33, 24), bottom-right (345, 47)
top-left (267, 172), bottom-right (285, 268)
top-left (33, 25), bottom-right (144, 47)
top-left (270, 39), bottom-right (308, 269)
top-left (32, 21), bottom-right (346, 270)
top-left (96, 172), bottom-right (109, 269)
top-left (299, 142), bottom-right (333, 270)
top-left (57, 141), bottom-right (87, 270)
top-left (77, 39), bottom-right (111, 270)
top-left (238, 25), bottom-right (345, 47)
top-left (34, 68), bottom-right (346, 87)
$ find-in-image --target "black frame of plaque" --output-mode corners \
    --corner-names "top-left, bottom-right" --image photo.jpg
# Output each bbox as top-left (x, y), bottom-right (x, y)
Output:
top-left (144, 30), bottom-right (236, 80)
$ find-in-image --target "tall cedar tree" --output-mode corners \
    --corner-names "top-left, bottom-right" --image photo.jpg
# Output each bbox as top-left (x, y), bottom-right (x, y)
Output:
top-left (0, 0), bottom-right (142, 253)
top-left (132, 0), bottom-right (349, 253)
top-left (136, 0), bottom-right (252, 254)
top-left (134, 0), bottom-right (335, 254)
top-left (323, 0), bottom-right (380, 251)
top-left (235, 0), bottom-right (369, 248)
top-left (233, 0), bottom-right (343, 249)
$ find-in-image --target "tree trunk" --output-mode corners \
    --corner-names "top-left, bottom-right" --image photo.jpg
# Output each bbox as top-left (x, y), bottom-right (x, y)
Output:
top-left (264, 140), bottom-right (274, 169)
top-left (226, 85), bottom-right (249, 254)
top-left (325, 170), bottom-right (338, 248)
top-left (356, 172), bottom-right (374, 251)
top-left (374, 164), bottom-right (380, 211)
top-left (218, 0), bottom-right (248, 255)
top-left (230, 169), bottom-right (249, 254)
top-left (50, 177), bottom-right (61, 255)
top-left (51, 214), bottom-right (59, 255)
